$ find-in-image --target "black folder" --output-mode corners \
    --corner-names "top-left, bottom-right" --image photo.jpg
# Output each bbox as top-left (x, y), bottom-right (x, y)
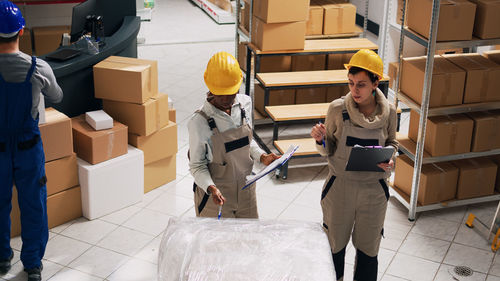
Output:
top-left (345, 146), bottom-right (394, 172)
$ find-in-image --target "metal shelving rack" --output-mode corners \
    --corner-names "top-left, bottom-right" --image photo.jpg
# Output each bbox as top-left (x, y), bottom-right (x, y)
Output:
top-left (391, 0), bottom-right (500, 221)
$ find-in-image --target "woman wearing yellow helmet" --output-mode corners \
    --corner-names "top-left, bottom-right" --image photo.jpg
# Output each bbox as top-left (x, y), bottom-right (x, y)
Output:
top-left (310, 49), bottom-right (398, 281)
top-left (188, 52), bottom-right (279, 218)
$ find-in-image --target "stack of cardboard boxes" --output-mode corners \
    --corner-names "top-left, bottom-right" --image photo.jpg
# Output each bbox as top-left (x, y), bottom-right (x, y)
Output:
top-left (406, 0), bottom-right (500, 41)
top-left (11, 108), bottom-right (81, 237)
top-left (251, 0), bottom-right (309, 51)
top-left (400, 53), bottom-right (500, 107)
top-left (94, 56), bottom-right (178, 194)
top-left (308, 0), bottom-right (356, 36)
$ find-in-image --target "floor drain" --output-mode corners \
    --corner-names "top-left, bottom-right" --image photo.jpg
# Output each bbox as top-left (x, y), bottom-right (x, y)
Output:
top-left (454, 265), bottom-right (473, 277)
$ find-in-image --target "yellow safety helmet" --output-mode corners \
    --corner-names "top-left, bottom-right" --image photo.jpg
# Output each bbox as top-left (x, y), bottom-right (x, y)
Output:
top-left (204, 51), bottom-right (243, 95)
top-left (344, 49), bottom-right (383, 79)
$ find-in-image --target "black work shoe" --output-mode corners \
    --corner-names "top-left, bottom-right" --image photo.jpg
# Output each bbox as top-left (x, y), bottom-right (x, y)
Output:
top-left (24, 263), bottom-right (43, 281)
top-left (0, 250), bottom-right (13, 275)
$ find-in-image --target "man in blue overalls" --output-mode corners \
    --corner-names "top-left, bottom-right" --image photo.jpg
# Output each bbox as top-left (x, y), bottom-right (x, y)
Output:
top-left (0, 1), bottom-right (63, 280)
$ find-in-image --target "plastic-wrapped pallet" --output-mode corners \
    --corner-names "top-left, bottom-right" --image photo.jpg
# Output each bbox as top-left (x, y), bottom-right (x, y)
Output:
top-left (158, 217), bottom-right (335, 281)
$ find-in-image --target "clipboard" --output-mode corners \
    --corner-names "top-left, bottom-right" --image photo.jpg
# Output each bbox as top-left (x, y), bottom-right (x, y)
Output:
top-left (345, 146), bottom-right (393, 172)
top-left (242, 145), bottom-right (299, 190)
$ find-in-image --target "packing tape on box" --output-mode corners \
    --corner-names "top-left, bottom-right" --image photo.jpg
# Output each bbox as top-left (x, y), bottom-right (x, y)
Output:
top-left (441, 74), bottom-right (452, 105)
top-left (107, 131), bottom-right (115, 159)
top-left (337, 6), bottom-right (343, 34)
top-left (445, 115), bottom-right (458, 152)
top-left (433, 163), bottom-right (448, 199)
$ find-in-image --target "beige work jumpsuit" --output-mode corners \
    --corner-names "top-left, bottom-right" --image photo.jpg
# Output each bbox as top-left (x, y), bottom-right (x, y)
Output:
top-left (193, 107), bottom-right (258, 218)
top-left (321, 101), bottom-right (392, 281)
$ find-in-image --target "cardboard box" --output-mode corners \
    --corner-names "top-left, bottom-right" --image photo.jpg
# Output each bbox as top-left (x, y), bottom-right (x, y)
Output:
top-left (409, 111), bottom-right (474, 157)
top-left (93, 59), bottom-right (156, 104)
top-left (144, 155), bottom-right (176, 193)
top-left (19, 28), bottom-right (32, 55)
top-left (388, 62), bottom-right (398, 89)
top-left (85, 110), bottom-right (114, 131)
top-left (78, 146), bottom-right (144, 219)
top-left (259, 56), bottom-right (293, 72)
top-left (253, 0), bottom-right (309, 23)
top-left (238, 42), bottom-right (247, 71)
top-left (483, 50), bottom-right (500, 65)
top-left (254, 85), bottom-right (295, 116)
top-left (467, 111), bottom-right (500, 152)
top-left (435, 48), bottom-right (463, 55)
top-left (469, 0), bottom-right (500, 39)
top-left (453, 158), bottom-right (497, 199)
top-left (39, 108), bottom-right (73, 162)
top-left (317, 0), bottom-right (356, 35)
top-left (394, 154), bottom-right (458, 205)
top-left (443, 53), bottom-right (500, 103)
top-left (401, 56), bottom-right (466, 107)
top-left (103, 93), bottom-right (169, 136)
top-left (207, 0), bottom-right (231, 12)
top-left (32, 25), bottom-right (70, 56)
top-left (326, 85), bottom-right (348, 102)
top-left (72, 116), bottom-right (128, 165)
top-left (45, 152), bottom-right (78, 196)
top-left (291, 55), bottom-right (326, 71)
top-left (296, 88), bottom-right (327, 104)
top-left (105, 56), bottom-right (159, 97)
top-left (396, 0), bottom-right (404, 25)
top-left (169, 108), bottom-right (176, 123)
top-left (129, 121), bottom-right (177, 165)
top-left (407, 0), bottom-right (476, 41)
top-left (251, 16), bottom-right (306, 51)
top-left (47, 186), bottom-right (82, 229)
top-left (490, 154), bottom-right (500, 192)
top-left (326, 53), bottom-right (353, 70)
top-left (306, 4), bottom-right (324, 35)
top-left (11, 186), bottom-right (84, 237)
top-left (240, 3), bottom-right (250, 31)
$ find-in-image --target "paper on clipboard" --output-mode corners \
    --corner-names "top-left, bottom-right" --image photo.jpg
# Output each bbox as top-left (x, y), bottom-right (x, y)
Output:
top-left (242, 145), bottom-right (299, 190)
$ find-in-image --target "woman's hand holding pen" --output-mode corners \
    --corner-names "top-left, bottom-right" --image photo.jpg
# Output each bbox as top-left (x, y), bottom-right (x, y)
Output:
top-left (311, 123), bottom-right (326, 145)
top-left (377, 159), bottom-right (394, 172)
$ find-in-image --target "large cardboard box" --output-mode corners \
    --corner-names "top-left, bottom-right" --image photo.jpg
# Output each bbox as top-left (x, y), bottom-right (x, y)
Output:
top-left (326, 85), bottom-right (348, 102)
top-left (296, 88), bottom-right (327, 104)
top-left (105, 56), bottom-right (159, 97)
top-left (78, 146), bottom-right (144, 220)
top-left (72, 116), bottom-right (128, 165)
top-left (327, 53), bottom-right (354, 70)
top-left (251, 16), bottom-right (306, 51)
top-left (388, 62), bottom-right (398, 89)
top-left (259, 56), bottom-right (292, 72)
top-left (490, 155), bottom-right (500, 192)
top-left (407, 0), bottom-right (476, 41)
top-left (317, 0), bottom-right (356, 35)
top-left (93, 59), bottom-right (156, 104)
top-left (443, 54), bottom-right (500, 103)
top-left (19, 28), bottom-right (32, 55)
top-left (401, 56), bottom-right (465, 107)
top-left (435, 48), bottom-right (464, 55)
top-left (394, 155), bottom-right (458, 205)
top-left (291, 55), bottom-right (326, 71)
top-left (32, 25), bottom-right (70, 56)
top-left (39, 108), bottom-right (73, 162)
top-left (129, 122), bottom-right (177, 165)
top-left (254, 85), bottom-right (295, 116)
top-left (103, 93), bottom-right (169, 136)
top-left (306, 3), bottom-right (324, 35)
top-left (45, 153), bottom-right (78, 196)
top-left (453, 158), bottom-right (497, 199)
top-left (469, 0), bottom-right (500, 39)
top-left (483, 50), bottom-right (500, 65)
top-left (253, 0), bottom-right (309, 23)
top-left (409, 111), bottom-right (474, 157)
top-left (144, 155), bottom-right (176, 193)
top-left (467, 111), bottom-right (500, 152)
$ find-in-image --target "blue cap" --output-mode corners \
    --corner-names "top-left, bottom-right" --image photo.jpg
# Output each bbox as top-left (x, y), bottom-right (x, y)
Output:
top-left (0, 1), bottom-right (25, 38)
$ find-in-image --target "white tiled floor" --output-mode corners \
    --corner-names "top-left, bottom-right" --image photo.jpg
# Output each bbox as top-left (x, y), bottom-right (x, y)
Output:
top-left (4, 0), bottom-right (500, 280)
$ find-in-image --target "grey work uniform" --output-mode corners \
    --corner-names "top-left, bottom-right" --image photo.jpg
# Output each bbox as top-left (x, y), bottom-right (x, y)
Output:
top-left (317, 89), bottom-right (398, 281)
top-left (193, 106), bottom-right (258, 218)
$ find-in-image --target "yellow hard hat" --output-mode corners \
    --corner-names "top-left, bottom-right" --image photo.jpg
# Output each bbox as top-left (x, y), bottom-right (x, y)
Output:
top-left (344, 49), bottom-right (383, 79)
top-left (204, 51), bottom-right (243, 95)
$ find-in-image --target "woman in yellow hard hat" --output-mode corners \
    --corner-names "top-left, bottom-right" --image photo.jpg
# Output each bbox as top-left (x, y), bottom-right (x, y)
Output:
top-left (310, 49), bottom-right (398, 281)
top-left (188, 51), bottom-right (279, 218)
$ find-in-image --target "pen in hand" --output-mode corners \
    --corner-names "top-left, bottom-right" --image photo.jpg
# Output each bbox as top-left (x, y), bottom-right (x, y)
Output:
top-left (217, 205), bottom-right (222, 220)
top-left (319, 121), bottom-right (325, 147)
